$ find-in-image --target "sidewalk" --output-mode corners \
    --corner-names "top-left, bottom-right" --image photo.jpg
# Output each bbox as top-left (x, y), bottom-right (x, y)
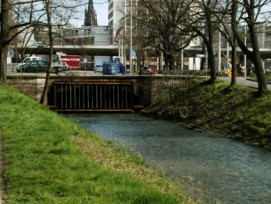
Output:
top-left (218, 76), bottom-right (271, 89)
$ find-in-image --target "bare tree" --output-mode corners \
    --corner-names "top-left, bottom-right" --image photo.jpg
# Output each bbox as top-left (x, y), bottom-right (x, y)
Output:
top-left (232, 0), bottom-right (271, 95)
top-left (0, 0), bottom-right (84, 85)
top-left (1, 0), bottom-right (43, 84)
top-left (40, 0), bottom-right (54, 104)
top-left (189, 0), bottom-right (222, 83)
top-left (39, 0), bottom-right (85, 104)
top-left (135, 0), bottom-right (196, 71)
top-left (212, 0), bottom-right (238, 86)
top-left (0, 0), bottom-right (11, 84)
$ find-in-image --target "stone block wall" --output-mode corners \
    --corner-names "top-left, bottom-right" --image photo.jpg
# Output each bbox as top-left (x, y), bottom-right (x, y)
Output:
top-left (7, 75), bottom-right (185, 108)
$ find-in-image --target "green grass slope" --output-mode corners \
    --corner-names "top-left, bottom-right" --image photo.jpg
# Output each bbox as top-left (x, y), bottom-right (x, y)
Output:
top-left (141, 78), bottom-right (271, 150)
top-left (0, 85), bottom-right (197, 204)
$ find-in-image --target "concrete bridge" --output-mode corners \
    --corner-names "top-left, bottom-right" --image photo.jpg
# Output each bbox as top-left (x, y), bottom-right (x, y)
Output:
top-left (7, 72), bottom-right (184, 112)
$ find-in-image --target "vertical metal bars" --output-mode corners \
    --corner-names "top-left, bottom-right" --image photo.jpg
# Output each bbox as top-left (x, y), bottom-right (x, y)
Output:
top-left (54, 82), bottom-right (133, 111)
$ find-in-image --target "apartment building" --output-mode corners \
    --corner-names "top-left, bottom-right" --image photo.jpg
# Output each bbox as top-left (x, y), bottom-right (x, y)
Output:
top-left (108, 0), bottom-right (126, 41)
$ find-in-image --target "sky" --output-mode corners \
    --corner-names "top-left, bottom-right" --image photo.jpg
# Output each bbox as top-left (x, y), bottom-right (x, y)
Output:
top-left (94, 0), bottom-right (109, 25)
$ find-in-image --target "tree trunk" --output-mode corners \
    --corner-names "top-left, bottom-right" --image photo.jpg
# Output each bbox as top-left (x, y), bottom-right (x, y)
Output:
top-left (206, 7), bottom-right (216, 83)
top-left (0, 46), bottom-right (8, 84)
top-left (206, 42), bottom-right (216, 82)
top-left (232, 0), bottom-right (267, 95)
top-left (0, 0), bottom-right (10, 84)
top-left (164, 53), bottom-right (170, 73)
top-left (249, 23), bottom-right (267, 95)
top-left (200, 57), bottom-right (206, 71)
top-left (230, 37), bottom-right (237, 86)
top-left (169, 54), bottom-right (175, 70)
top-left (40, 0), bottom-right (53, 104)
top-left (200, 44), bottom-right (206, 70)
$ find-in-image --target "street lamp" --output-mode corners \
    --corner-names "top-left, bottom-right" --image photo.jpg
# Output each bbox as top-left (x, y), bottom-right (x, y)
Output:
top-left (244, 25), bottom-right (247, 77)
top-left (218, 29), bottom-right (221, 73)
top-left (129, 0), bottom-right (133, 75)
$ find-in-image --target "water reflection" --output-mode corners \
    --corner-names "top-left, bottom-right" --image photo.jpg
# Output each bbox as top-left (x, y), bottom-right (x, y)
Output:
top-left (66, 114), bottom-right (271, 204)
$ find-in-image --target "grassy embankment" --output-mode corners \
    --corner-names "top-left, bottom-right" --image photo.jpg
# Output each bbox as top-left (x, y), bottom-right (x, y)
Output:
top-left (0, 85), bottom-right (198, 203)
top-left (141, 77), bottom-right (271, 150)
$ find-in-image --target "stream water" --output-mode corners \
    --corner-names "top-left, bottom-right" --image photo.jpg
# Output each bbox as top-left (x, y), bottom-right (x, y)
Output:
top-left (66, 113), bottom-right (271, 204)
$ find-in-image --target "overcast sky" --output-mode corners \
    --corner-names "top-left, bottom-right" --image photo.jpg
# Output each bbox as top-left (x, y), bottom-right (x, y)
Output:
top-left (94, 0), bottom-right (108, 25)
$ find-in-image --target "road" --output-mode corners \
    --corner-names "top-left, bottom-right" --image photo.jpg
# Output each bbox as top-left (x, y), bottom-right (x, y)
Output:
top-left (8, 70), bottom-right (270, 90)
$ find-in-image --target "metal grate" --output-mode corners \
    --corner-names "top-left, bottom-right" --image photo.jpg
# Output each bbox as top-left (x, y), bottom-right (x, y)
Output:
top-left (53, 81), bottom-right (133, 112)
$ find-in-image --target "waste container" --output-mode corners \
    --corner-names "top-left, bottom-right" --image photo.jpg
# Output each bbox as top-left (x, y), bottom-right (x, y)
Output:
top-left (120, 65), bottom-right (125, 75)
top-left (103, 62), bottom-right (119, 75)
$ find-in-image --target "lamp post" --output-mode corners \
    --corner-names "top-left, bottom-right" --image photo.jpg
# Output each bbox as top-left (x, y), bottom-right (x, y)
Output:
top-left (124, 0), bottom-right (127, 66)
top-left (218, 30), bottom-right (221, 74)
top-left (244, 25), bottom-right (247, 77)
top-left (129, 0), bottom-right (133, 75)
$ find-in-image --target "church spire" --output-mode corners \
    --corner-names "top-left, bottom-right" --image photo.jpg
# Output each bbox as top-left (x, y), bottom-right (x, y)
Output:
top-left (84, 0), bottom-right (97, 26)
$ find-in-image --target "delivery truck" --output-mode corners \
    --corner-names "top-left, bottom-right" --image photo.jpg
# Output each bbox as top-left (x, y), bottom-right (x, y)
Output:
top-left (60, 55), bottom-right (80, 69)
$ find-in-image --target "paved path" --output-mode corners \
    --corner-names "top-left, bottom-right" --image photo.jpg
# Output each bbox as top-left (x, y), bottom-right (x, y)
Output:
top-left (218, 76), bottom-right (271, 89)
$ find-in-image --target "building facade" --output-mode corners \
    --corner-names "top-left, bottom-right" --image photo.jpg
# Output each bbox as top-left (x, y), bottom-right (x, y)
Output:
top-left (10, 0), bottom-right (271, 72)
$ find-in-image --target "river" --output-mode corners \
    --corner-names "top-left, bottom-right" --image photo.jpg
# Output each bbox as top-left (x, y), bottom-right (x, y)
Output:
top-left (66, 113), bottom-right (271, 204)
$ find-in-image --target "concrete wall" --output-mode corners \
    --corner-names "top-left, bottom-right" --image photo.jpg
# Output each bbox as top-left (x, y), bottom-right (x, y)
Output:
top-left (7, 75), bottom-right (184, 108)
top-left (7, 76), bottom-right (46, 102)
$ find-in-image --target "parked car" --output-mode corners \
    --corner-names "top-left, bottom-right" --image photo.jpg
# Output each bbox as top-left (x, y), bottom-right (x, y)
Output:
top-left (16, 60), bottom-right (49, 72)
top-left (16, 60), bottom-right (66, 73)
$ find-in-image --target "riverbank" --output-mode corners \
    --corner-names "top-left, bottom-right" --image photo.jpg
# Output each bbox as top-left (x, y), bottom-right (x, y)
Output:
top-left (140, 77), bottom-right (271, 150)
top-left (0, 85), bottom-right (198, 203)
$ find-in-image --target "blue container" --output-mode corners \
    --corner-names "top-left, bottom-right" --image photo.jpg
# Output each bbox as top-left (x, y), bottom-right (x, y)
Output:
top-left (112, 62), bottom-right (120, 74)
top-left (103, 62), bottom-right (120, 75)
top-left (102, 62), bottom-right (109, 75)
top-left (120, 65), bottom-right (125, 75)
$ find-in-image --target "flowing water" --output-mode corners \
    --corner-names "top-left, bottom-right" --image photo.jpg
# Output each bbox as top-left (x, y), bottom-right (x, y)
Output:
top-left (66, 113), bottom-right (271, 204)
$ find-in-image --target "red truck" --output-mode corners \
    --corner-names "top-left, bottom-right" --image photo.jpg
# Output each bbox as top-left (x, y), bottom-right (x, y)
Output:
top-left (60, 55), bottom-right (80, 69)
